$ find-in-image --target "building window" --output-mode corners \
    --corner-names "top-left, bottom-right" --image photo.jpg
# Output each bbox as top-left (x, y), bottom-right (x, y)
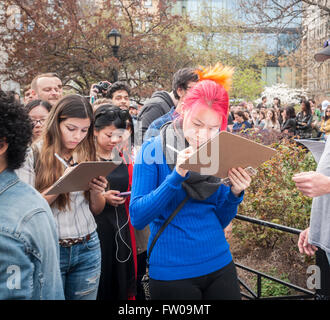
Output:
top-left (262, 66), bottom-right (296, 88)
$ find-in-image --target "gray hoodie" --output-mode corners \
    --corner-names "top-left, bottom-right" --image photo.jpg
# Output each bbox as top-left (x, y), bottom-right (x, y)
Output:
top-left (309, 137), bottom-right (330, 253)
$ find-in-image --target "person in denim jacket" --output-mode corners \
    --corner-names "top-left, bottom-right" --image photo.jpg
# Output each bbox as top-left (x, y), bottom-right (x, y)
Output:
top-left (0, 91), bottom-right (64, 300)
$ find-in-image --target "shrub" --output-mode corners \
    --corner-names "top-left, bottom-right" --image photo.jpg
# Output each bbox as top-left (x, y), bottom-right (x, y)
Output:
top-left (253, 268), bottom-right (292, 297)
top-left (233, 129), bottom-right (317, 248)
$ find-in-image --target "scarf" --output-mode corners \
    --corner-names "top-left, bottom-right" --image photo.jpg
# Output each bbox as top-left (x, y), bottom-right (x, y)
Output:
top-left (160, 119), bottom-right (222, 201)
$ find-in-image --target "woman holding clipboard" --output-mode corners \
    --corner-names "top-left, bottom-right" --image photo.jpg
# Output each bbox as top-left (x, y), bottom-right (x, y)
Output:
top-left (130, 64), bottom-right (251, 300)
top-left (16, 94), bottom-right (107, 300)
top-left (93, 105), bottom-right (137, 300)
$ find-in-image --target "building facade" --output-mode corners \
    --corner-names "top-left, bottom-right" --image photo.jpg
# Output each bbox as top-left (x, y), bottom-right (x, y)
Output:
top-left (170, 0), bottom-right (301, 88)
top-left (302, 4), bottom-right (330, 101)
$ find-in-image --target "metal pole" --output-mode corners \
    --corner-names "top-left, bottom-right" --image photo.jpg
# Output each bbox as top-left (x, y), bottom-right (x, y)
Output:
top-left (112, 68), bottom-right (118, 82)
top-left (315, 249), bottom-right (330, 300)
top-left (235, 214), bottom-right (302, 235)
top-left (112, 46), bottom-right (119, 82)
top-left (257, 274), bottom-right (262, 299)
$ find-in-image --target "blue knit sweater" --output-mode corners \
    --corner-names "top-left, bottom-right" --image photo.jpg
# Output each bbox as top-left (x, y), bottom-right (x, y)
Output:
top-left (129, 136), bottom-right (244, 281)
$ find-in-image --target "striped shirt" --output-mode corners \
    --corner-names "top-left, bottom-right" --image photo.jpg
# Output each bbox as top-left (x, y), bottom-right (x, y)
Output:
top-left (16, 147), bottom-right (97, 240)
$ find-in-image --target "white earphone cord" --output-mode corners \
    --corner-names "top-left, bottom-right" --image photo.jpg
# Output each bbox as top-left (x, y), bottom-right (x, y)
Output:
top-left (115, 207), bottom-right (132, 263)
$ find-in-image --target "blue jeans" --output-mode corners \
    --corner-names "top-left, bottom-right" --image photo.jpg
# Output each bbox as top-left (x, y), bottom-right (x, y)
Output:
top-left (60, 231), bottom-right (101, 300)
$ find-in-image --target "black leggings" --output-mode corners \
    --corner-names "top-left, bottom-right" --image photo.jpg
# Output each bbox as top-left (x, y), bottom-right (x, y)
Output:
top-left (149, 261), bottom-right (241, 300)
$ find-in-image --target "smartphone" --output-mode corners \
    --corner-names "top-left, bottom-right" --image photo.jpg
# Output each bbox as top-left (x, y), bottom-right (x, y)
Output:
top-left (118, 191), bottom-right (131, 198)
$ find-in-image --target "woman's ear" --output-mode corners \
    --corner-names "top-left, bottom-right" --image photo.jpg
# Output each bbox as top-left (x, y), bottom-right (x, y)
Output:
top-left (0, 141), bottom-right (8, 156)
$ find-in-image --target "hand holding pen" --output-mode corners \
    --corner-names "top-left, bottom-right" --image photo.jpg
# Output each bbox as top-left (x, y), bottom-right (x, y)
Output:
top-left (54, 153), bottom-right (69, 168)
top-left (54, 153), bottom-right (74, 176)
top-left (167, 144), bottom-right (194, 178)
top-left (54, 153), bottom-right (107, 194)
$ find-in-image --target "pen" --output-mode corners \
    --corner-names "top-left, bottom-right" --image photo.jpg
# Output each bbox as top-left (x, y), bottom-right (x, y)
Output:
top-left (166, 144), bottom-right (180, 154)
top-left (54, 153), bottom-right (69, 168)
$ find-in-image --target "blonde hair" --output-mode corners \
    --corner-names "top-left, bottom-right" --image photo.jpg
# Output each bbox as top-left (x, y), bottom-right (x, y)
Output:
top-left (195, 62), bottom-right (234, 92)
top-left (31, 72), bottom-right (60, 91)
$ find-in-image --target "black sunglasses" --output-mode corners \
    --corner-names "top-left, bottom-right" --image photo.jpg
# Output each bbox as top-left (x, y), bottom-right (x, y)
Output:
top-left (95, 108), bottom-right (129, 122)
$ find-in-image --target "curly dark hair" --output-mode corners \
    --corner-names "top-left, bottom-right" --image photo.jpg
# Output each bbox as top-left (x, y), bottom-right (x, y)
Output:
top-left (105, 81), bottom-right (131, 99)
top-left (0, 90), bottom-right (32, 170)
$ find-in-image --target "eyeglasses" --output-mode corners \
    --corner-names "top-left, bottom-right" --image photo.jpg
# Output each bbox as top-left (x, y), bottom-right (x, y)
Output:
top-left (95, 108), bottom-right (129, 122)
top-left (323, 39), bottom-right (330, 48)
top-left (31, 119), bottom-right (46, 126)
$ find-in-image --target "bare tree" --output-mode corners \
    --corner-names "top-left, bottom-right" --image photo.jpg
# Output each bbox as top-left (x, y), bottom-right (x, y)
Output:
top-left (238, 0), bottom-right (329, 98)
top-left (238, 0), bottom-right (329, 32)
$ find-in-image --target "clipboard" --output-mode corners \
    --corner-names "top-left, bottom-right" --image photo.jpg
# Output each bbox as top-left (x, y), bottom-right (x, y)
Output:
top-left (45, 161), bottom-right (118, 195)
top-left (180, 131), bottom-right (276, 178)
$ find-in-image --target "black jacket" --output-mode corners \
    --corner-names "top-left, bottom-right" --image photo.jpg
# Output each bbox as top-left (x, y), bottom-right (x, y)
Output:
top-left (136, 91), bottom-right (175, 145)
top-left (281, 118), bottom-right (296, 135)
top-left (296, 112), bottom-right (313, 138)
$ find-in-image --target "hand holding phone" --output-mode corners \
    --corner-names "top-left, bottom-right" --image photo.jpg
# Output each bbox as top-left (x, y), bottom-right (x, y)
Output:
top-left (104, 190), bottom-right (128, 207)
top-left (117, 191), bottom-right (131, 198)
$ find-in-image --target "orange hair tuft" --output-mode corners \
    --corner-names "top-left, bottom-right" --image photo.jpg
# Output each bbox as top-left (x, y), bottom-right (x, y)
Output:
top-left (195, 63), bottom-right (234, 92)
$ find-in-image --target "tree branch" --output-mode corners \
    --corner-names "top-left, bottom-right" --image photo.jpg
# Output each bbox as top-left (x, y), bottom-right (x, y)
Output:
top-left (302, 0), bottom-right (330, 13)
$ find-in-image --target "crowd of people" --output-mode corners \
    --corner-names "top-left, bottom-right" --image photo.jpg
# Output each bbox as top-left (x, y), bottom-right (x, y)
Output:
top-left (0, 56), bottom-right (330, 300)
top-left (228, 96), bottom-right (330, 140)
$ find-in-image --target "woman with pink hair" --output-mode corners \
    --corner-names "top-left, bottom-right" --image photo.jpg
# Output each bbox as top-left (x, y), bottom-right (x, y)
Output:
top-left (130, 64), bottom-right (251, 300)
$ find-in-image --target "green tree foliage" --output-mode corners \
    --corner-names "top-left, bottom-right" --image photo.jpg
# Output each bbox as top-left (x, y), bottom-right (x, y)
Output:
top-left (169, 4), bottom-right (269, 101)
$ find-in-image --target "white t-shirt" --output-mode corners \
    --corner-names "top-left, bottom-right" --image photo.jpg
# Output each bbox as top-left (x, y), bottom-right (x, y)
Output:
top-left (16, 147), bottom-right (97, 239)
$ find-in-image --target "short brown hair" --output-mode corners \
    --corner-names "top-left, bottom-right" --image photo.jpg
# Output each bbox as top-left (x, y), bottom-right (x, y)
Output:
top-left (235, 111), bottom-right (249, 121)
top-left (23, 84), bottom-right (31, 94)
top-left (92, 98), bottom-right (112, 111)
top-left (92, 98), bottom-right (112, 107)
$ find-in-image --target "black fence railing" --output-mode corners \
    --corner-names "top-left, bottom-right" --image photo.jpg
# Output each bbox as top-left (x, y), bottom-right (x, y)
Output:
top-left (233, 214), bottom-right (329, 300)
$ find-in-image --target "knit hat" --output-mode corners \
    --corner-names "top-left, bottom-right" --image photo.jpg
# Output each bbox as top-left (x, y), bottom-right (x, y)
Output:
top-left (321, 100), bottom-right (329, 111)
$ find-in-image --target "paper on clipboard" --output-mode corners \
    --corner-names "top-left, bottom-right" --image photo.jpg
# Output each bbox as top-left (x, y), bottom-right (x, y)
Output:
top-left (180, 131), bottom-right (276, 178)
top-left (45, 161), bottom-right (118, 195)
